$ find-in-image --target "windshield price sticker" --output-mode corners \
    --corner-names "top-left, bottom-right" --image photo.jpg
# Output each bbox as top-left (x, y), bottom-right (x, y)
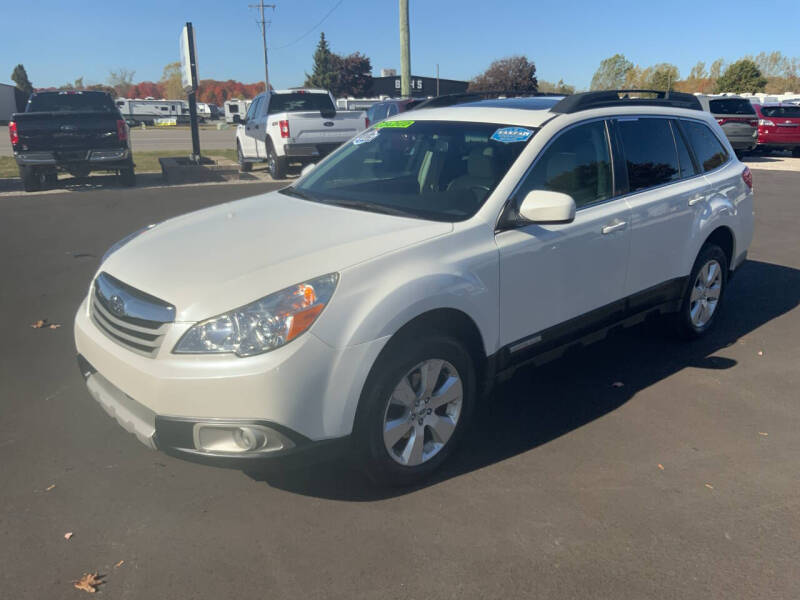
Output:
top-left (374, 120), bottom-right (415, 129)
top-left (352, 130), bottom-right (380, 145)
top-left (491, 127), bottom-right (533, 143)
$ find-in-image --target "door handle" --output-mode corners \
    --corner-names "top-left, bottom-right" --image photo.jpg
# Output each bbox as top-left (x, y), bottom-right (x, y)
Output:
top-left (688, 194), bottom-right (704, 206)
top-left (601, 221), bottom-right (627, 235)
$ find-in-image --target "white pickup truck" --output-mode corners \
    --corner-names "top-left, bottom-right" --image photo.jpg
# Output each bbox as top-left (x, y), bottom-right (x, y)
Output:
top-left (234, 89), bottom-right (366, 179)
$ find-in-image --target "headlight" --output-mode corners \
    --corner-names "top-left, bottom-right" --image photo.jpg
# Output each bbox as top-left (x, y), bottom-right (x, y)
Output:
top-left (173, 273), bottom-right (339, 357)
top-left (102, 224), bottom-right (156, 263)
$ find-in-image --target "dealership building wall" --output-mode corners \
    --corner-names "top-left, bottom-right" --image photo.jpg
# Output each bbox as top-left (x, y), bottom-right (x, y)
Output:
top-left (369, 75), bottom-right (468, 98)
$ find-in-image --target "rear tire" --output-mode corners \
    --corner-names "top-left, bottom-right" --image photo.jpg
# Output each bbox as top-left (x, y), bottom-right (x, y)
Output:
top-left (267, 140), bottom-right (286, 180)
top-left (19, 166), bottom-right (41, 192)
top-left (237, 142), bottom-right (252, 172)
top-left (673, 244), bottom-right (728, 339)
top-left (353, 333), bottom-right (476, 486)
top-left (119, 161), bottom-right (136, 187)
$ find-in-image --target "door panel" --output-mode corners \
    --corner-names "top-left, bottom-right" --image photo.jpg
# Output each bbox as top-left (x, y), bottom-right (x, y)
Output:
top-left (240, 97), bottom-right (261, 157)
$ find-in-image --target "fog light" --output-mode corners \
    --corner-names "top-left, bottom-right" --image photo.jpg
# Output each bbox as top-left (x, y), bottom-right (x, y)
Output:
top-left (233, 426), bottom-right (268, 451)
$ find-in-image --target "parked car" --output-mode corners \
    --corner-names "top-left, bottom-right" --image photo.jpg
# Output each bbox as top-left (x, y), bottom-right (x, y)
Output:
top-left (753, 103), bottom-right (800, 156)
top-left (365, 98), bottom-right (422, 127)
top-left (9, 91), bottom-right (134, 192)
top-left (235, 89), bottom-right (367, 179)
top-left (75, 91), bottom-right (753, 485)
top-left (697, 95), bottom-right (758, 155)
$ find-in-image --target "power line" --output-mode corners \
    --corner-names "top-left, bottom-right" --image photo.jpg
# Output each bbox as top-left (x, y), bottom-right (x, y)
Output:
top-left (269, 0), bottom-right (344, 51)
top-left (248, 1), bottom-right (276, 91)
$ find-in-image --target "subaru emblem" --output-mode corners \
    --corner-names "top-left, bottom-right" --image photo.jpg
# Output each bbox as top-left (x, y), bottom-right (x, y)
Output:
top-left (109, 294), bottom-right (126, 316)
top-left (323, 121), bottom-right (334, 127)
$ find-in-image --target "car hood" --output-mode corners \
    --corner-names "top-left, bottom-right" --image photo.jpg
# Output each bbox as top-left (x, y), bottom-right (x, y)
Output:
top-left (102, 190), bottom-right (452, 321)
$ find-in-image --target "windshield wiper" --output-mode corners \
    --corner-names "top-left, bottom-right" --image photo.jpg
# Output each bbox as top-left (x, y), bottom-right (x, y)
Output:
top-left (325, 198), bottom-right (416, 217)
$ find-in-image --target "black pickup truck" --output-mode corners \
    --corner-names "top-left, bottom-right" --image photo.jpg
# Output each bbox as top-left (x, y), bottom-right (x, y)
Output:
top-left (9, 91), bottom-right (135, 192)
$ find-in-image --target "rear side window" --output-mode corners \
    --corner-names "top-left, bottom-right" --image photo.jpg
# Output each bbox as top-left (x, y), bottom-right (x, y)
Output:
top-left (518, 120), bottom-right (612, 208)
top-left (27, 92), bottom-right (116, 113)
top-left (617, 118), bottom-right (680, 192)
top-left (761, 105), bottom-right (800, 118)
top-left (681, 120), bottom-right (729, 172)
top-left (708, 99), bottom-right (755, 115)
top-left (672, 121), bottom-right (698, 178)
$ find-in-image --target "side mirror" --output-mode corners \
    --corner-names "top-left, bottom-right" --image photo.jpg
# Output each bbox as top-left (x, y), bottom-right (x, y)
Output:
top-left (233, 114), bottom-right (242, 124)
top-left (300, 163), bottom-right (316, 177)
top-left (518, 190), bottom-right (576, 224)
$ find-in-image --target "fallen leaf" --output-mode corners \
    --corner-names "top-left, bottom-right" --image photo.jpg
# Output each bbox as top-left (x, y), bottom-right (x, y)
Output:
top-left (611, 381), bottom-right (624, 388)
top-left (757, 350), bottom-right (764, 356)
top-left (758, 432), bottom-right (768, 436)
top-left (705, 483), bottom-right (714, 490)
top-left (31, 319), bottom-right (47, 329)
top-left (49, 323), bottom-right (62, 329)
top-left (657, 464), bottom-right (664, 471)
top-left (64, 532), bottom-right (73, 540)
top-left (45, 484), bottom-right (55, 492)
top-left (114, 560), bottom-right (124, 569)
top-left (73, 572), bottom-right (103, 593)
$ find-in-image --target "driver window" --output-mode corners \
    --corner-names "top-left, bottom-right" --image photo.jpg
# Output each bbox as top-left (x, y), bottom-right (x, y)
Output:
top-left (517, 120), bottom-right (612, 209)
top-left (245, 98), bottom-right (260, 121)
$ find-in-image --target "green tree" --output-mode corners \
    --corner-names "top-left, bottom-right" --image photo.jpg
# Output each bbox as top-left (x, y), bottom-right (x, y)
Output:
top-left (538, 79), bottom-right (576, 94)
top-left (11, 64), bottom-right (34, 96)
top-left (709, 58), bottom-right (725, 80)
top-left (590, 54), bottom-right (633, 90)
top-left (468, 56), bottom-right (538, 93)
top-left (714, 59), bottom-right (767, 93)
top-left (646, 63), bottom-right (680, 91)
top-left (160, 62), bottom-right (184, 99)
top-left (305, 32), bottom-right (338, 91)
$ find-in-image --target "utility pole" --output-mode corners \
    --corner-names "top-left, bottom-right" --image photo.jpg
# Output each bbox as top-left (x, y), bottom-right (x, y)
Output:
top-left (436, 63), bottom-right (440, 96)
top-left (250, 0), bottom-right (276, 92)
top-left (399, 0), bottom-right (410, 97)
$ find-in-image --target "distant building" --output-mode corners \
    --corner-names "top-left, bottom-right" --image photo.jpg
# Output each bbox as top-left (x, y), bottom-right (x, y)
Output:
top-left (369, 74), bottom-right (468, 98)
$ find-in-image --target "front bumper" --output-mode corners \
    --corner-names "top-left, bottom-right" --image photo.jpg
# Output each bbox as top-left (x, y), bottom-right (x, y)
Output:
top-left (74, 296), bottom-right (387, 462)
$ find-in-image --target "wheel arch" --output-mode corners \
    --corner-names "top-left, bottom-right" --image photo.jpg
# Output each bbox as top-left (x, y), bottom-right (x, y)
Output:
top-left (702, 225), bottom-right (735, 270)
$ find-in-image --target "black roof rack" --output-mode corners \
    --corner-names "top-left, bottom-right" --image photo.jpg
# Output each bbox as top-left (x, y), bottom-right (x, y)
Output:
top-left (551, 90), bottom-right (702, 113)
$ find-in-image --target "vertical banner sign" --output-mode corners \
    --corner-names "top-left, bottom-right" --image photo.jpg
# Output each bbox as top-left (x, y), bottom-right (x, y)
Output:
top-left (180, 23), bottom-right (201, 162)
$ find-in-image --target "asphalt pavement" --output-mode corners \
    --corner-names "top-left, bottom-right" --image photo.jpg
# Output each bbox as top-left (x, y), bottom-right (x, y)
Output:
top-left (1, 173), bottom-right (799, 599)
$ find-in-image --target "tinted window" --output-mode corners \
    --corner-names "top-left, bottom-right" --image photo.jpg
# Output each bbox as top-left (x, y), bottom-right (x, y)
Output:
top-left (672, 121), bottom-right (698, 178)
top-left (387, 103), bottom-right (399, 117)
top-left (708, 98), bottom-right (756, 115)
top-left (617, 118), bottom-right (679, 192)
top-left (245, 98), bottom-right (260, 120)
top-left (27, 92), bottom-right (116, 113)
top-left (291, 121), bottom-right (533, 221)
top-left (761, 105), bottom-right (800, 118)
top-left (682, 120), bottom-right (729, 172)
top-left (267, 92), bottom-right (335, 114)
top-left (518, 120), bottom-right (611, 208)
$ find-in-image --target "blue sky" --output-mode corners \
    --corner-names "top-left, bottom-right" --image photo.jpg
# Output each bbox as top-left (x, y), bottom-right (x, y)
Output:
top-left (3, 0), bottom-right (800, 91)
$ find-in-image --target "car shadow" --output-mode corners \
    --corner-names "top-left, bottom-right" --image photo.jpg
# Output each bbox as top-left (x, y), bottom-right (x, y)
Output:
top-left (244, 259), bottom-right (800, 500)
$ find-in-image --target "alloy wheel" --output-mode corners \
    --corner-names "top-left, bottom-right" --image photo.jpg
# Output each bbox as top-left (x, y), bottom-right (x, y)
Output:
top-left (689, 259), bottom-right (722, 328)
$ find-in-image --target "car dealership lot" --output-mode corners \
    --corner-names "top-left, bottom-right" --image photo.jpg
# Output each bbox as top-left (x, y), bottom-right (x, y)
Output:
top-left (0, 172), bottom-right (798, 598)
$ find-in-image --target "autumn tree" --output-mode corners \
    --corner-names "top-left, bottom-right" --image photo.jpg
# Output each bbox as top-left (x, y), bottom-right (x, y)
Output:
top-left (468, 56), bottom-right (538, 93)
top-left (538, 79), bottom-right (576, 94)
top-left (11, 64), bottom-right (34, 96)
top-left (161, 62), bottom-right (184, 99)
top-left (331, 52), bottom-right (372, 97)
top-left (305, 33), bottom-right (338, 91)
top-left (108, 68), bottom-right (136, 98)
top-left (714, 59), bottom-right (767, 93)
top-left (645, 63), bottom-right (680, 91)
top-left (590, 54), bottom-right (633, 90)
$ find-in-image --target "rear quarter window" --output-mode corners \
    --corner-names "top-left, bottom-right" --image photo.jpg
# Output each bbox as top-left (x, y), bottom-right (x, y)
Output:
top-left (708, 99), bottom-right (755, 115)
top-left (761, 105), bottom-right (800, 118)
top-left (681, 120), bottom-right (729, 172)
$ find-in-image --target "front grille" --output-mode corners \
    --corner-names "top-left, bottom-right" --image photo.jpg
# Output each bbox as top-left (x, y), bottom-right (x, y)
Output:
top-left (90, 272), bottom-right (175, 357)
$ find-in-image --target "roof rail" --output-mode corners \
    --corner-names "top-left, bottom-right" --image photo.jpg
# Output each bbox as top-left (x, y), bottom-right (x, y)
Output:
top-left (551, 90), bottom-right (702, 113)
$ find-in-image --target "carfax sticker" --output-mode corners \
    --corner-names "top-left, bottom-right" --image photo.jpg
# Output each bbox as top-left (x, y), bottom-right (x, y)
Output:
top-left (490, 126), bottom-right (533, 143)
top-left (373, 120), bottom-right (415, 129)
top-left (352, 129), bottom-right (380, 145)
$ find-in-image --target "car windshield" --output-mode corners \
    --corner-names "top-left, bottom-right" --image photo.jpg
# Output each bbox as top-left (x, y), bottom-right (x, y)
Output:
top-left (285, 120), bottom-right (535, 221)
top-left (268, 92), bottom-right (335, 114)
top-left (27, 92), bottom-right (116, 113)
top-left (708, 98), bottom-right (755, 115)
top-left (761, 105), bottom-right (800, 118)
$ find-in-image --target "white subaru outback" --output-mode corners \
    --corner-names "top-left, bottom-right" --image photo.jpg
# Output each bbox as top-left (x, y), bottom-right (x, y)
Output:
top-left (75, 91), bottom-right (754, 485)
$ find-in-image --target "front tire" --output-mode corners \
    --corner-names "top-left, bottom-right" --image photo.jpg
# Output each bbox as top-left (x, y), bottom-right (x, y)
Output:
top-left (674, 244), bottom-right (728, 339)
top-left (354, 334), bottom-right (476, 486)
